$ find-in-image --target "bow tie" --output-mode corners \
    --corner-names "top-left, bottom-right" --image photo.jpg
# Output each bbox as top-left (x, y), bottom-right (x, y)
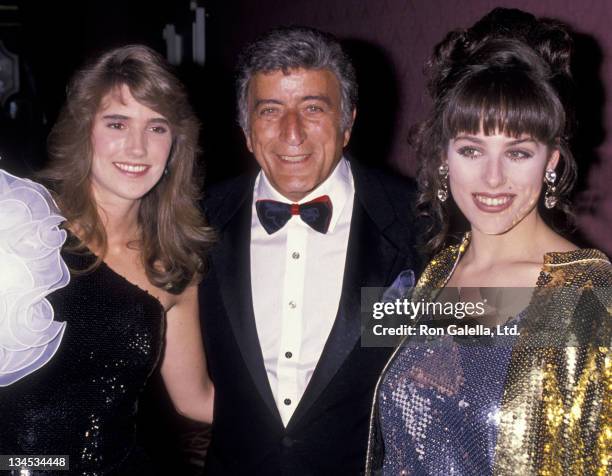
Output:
top-left (255, 195), bottom-right (333, 234)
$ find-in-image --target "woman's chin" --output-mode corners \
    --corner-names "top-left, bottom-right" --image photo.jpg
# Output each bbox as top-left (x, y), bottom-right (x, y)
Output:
top-left (470, 221), bottom-right (517, 236)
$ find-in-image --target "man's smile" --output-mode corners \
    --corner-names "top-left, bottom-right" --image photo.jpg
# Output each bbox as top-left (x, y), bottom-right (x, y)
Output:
top-left (277, 154), bottom-right (311, 163)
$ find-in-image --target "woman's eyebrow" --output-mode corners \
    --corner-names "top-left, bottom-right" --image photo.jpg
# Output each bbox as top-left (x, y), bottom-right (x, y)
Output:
top-left (453, 135), bottom-right (484, 143)
top-left (506, 138), bottom-right (537, 145)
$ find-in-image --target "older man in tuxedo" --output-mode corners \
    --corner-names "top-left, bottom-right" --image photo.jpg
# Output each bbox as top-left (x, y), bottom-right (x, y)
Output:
top-left (199, 26), bottom-right (422, 475)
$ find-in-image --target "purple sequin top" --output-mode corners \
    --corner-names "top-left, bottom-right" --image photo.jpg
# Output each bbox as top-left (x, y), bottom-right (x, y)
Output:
top-left (379, 315), bottom-right (523, 476)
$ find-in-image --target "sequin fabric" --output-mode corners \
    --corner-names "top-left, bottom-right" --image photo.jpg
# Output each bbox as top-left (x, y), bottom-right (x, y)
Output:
top-left (366, 234), bottom-right (612, 475)
top-left (0, 249), bottom-right (165, 475)
top-left (378, 318), bottom-right (520, 475)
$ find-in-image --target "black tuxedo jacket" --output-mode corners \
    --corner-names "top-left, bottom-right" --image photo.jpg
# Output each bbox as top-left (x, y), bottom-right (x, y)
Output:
top-left (199, 160), bottom-right (423, 475)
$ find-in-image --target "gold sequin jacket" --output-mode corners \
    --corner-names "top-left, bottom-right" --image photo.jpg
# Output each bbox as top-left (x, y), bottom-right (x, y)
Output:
top-left (365, 234), bottom-right (611, 475)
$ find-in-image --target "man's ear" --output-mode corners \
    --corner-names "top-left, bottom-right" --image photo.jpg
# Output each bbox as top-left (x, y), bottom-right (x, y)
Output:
top-left (343, 108), bottom-right (357, 147)
top-left (244, 128), bottom-right (253, 153)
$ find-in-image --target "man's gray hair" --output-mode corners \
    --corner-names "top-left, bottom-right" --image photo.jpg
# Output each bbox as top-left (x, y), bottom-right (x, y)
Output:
top-left (236, 26), bottom-right (358, 132)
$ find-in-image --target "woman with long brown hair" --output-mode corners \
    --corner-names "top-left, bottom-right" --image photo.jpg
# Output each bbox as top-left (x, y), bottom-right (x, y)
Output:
top-left (0, 45), bottom-right (214, 474)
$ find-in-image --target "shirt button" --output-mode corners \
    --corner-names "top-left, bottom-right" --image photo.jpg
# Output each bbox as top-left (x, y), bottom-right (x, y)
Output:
top-left (285, 351), bottom-right (293, 359)
top-left (288, 301), bottom-right (296, 309)
top-left (292, 251), bottom-right (300, 259)
top-left (281, 435), bottom-right (294, 447)
top-left (284, 398), bottom-right (292, 405)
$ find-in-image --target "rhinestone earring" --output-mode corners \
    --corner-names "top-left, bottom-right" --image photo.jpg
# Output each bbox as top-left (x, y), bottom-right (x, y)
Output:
top-left (544, 169), bottom-right (557, 209)
top-left (437, 162), bottom-right (449, 202)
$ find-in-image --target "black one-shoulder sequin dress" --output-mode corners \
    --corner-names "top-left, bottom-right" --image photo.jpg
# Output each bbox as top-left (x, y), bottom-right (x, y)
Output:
top-left (0, 249), bottom-right (165, 475)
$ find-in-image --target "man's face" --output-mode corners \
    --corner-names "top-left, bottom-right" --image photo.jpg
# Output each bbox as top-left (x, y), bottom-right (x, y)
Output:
top-left (245, 68), bottom-right (353, 202)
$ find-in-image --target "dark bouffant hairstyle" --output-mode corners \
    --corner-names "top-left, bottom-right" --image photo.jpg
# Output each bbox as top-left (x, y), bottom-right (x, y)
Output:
top-left (41, 45), bottom-right (215, 294)
top-left (414, 8), bottom-right (577, 252)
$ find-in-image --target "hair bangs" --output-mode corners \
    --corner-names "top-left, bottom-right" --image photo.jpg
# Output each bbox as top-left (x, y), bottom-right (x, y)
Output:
top-left (442, 69), bottom-right (565, 144)
top-left (94, 56), bottom-right (182, 128)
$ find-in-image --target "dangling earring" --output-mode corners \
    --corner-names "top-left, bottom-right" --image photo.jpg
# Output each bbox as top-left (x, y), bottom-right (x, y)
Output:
top-left (163, 166), bottom-right (170, 177)
top-left (437, 162), bottom-right (449, 202)
top-left (544, 169), bottom-right (557, 209)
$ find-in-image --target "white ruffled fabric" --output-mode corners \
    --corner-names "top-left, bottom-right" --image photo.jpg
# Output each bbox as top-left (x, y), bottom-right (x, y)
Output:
top-left (0, 168), bottom-right (70, 386)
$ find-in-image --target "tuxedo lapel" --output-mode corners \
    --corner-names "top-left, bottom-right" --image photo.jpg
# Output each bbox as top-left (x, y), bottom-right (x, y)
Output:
top-left (211, 182), bottom-right (282, 425)
top-left (287, 163), bottom-right (409, 430)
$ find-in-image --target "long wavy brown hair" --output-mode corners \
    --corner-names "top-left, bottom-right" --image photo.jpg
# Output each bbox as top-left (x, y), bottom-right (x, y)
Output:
top-left (40, 45), bottom-right (214, 294)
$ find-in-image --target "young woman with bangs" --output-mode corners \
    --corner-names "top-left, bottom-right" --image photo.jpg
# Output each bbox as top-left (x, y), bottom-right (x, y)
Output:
top-left (366, 8), bottom-right (610, 476)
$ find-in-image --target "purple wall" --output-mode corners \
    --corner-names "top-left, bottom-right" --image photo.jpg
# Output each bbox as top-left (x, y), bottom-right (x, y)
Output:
top-left (220, 0), bottom-right (612, 254)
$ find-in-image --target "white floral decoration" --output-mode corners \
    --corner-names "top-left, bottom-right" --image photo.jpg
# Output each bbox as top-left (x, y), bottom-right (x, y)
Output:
top-left (0, 169), bottom-right (70, 386)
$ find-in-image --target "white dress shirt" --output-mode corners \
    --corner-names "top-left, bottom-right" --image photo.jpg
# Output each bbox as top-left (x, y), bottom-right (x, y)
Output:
top-left (250, 157), bottom-right (355, 426)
